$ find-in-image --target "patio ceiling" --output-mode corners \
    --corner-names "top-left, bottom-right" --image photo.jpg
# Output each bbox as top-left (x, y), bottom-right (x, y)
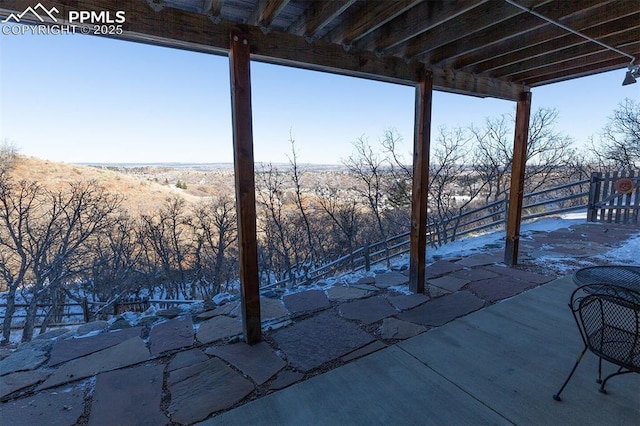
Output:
top-left (1, 0), bottom-right (639, 100)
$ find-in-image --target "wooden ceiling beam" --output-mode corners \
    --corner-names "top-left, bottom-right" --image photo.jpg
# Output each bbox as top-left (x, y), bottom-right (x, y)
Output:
top-left (525, 56), bottom-right (637, 87)
top-left (429, 0), bottom-right (607, 67)
top-left (488, 28), bottom-right (640, 79)
top-left (248, 0), bottom-right (290, 30)
top-left (323, 0), bottom-right (419, 47)
top-left (353, 0), bottom-right (485, 54)
top-left (286, 0), bottom-right (356, 40)
top-left (455, 1), bottom-right (637, 70)
top-left (397, 0), bottom-right (541, 60)
top-left (0, 0), bottom-right (524, 100)
top-left (511, 43), bottom-right (640, 85)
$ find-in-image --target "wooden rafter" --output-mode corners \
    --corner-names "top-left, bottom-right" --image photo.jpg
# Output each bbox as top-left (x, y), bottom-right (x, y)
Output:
top-left (248, 0), bottom-right (290, 30)
top-left (286, 0), bottom-right (355, 40)
top-left (353, 0), bottom-right (485, 53)
top-left (489, 30), bottom-right (640, 79)
top-left (397, 0), bottom-right (539, 60)
top-left (428, 0), bottom-right (607, 66)
top-left (323, 0), bottom-right (419, 47)
top-left (450, 2), bottom-right (639, 72)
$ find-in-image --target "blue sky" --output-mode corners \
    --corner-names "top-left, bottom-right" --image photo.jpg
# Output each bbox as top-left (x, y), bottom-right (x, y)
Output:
top-left (1, 27), bottom-right (638, 165)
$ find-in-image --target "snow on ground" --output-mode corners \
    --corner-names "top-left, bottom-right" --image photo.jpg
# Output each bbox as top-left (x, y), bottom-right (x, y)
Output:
top-left (598, 232), bottom-right (640, 264)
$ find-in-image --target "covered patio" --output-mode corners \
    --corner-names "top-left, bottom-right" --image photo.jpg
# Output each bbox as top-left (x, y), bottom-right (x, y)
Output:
top-left (2, 0), bottom-right (638, 344)
top-left (207, 274), bottom-right (639, 425)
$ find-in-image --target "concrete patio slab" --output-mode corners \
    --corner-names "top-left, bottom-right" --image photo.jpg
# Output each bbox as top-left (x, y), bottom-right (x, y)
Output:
top-left (89, 364), bottom-right (167, 426)
top-left (341, 341), bottom-right (387, 363)
top-left (339, 296), bottom-right (397, 324)
top-left (202, 346), bottom-right (510, 426)
top-left (273, 311), bottom-right (375, 372)
top-left (398, 291), bottom-right (485, 327)
top-left (206, 341), bottom-right (286, 385)
top-left (398, 276), bottom-right (640, 425)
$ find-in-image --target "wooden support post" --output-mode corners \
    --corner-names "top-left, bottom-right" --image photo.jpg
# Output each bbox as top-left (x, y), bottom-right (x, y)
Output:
top-left (504, 91), bottom-right (532, 266)
top-left (230, 31), bottom-right (262, 344)
top-left (409, 70), bottom-right (433, 293)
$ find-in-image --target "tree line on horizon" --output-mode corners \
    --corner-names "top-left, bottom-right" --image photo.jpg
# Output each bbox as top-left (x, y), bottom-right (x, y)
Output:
top-left (0, 98), bottom-right (638, 344)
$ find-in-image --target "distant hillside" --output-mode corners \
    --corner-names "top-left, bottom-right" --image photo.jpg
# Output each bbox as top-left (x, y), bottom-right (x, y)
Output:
top-left (6, 156), bottom-right (199, 215)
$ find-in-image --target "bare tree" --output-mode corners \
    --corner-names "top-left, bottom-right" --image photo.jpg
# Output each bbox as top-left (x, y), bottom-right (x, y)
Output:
top-left (190, 196), bottom-right (238, 298)
top-left (590, 98), bottom-right (640, 168)
top-left (17, 181), bottom-right (121, 341)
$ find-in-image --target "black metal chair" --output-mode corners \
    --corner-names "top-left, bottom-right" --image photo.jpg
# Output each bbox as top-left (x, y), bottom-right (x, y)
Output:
top-left (553, 283), bottom-right (640, 401)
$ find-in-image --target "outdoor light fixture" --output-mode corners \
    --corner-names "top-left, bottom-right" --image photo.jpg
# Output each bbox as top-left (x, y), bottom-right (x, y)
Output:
top-left (622, 63), bottom-right (640, 86)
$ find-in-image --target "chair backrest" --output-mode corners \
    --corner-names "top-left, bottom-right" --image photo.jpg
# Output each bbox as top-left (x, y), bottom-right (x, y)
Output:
top-left (573, 284), bottom-right (640, 372)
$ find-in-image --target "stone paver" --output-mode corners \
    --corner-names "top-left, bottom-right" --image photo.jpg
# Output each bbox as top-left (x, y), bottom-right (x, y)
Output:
top-left (468, 276), bottom-right (537, 302)
top-left (168, 357), bottom-right (254, 424)
top-left (356, 276), bottom-right (376, 285)
top-left (425, 260), bottom-right (464, 279)
top-left (34, 328), bottom-right (71, 340)
top-left (48, 327), bottom-right (143, 366)
top-left (0, 370), bottom-right (50, 400)
top-left (39, 336), bottom-right (150, 390)
top-left (149, 316), bottom-right (194, 355)
top-left (386, 293), bottom-right (429, 310)
top-left (0, 345), bottom-right (48, 376)
top-left (196, 315), bottom-right (243, 344)
top-left (197, 301), bottom-right (240, 320)
top-left (89, 364), bottom-right (167, 426)
top-left (326, 284), bottom-right (372, 301)
top-left (269, 370), bottom-right (304, 391)
top-left (374, 271), bottom-right (409, 288)
top-left (273, 311), bottom-right (375, 372)
top-left (428, 275), bottom-right (470, 292)
top-left (381, 318), bottom-right (427, 340)
top-left (450, 268), bottom-right (500, 282)
top-left (206, 341), bottom-right (286, 385)
top-left (168, 349), bottom-right (210, 372)
top-left (283, 289), bottom-right (330, 315)
top-left (455, 253), bottom-right (502, 267)
top-left (0, 388), bottom-right (84, 426)
top-left (483, 265), bottom-right (555, 284)
top-left (399, 291), bottom-right (485, 327)
top-left (260, 297), bottom-right (289, 320)
top-left (340, 296), bottom-right (397, 324)
top-left (76, 321), bottom-right (109, 336)
top-left (341, 341), bottom-right (387, 362)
